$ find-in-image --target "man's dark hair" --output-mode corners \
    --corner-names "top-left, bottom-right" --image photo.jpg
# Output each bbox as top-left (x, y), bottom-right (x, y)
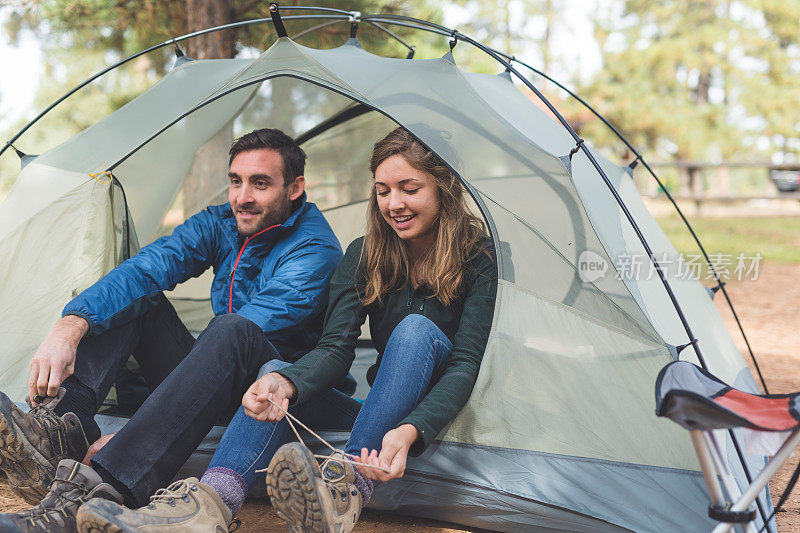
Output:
top-left (228, 128), bottom-right (307, 185)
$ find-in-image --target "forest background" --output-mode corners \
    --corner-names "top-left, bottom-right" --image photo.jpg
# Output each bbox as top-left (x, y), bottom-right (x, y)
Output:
top-left (1, 0), bottom-right (799, 197)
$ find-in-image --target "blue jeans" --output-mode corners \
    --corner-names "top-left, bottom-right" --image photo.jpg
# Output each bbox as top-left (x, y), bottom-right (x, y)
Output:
top-left (207, 314), bottom-right (453, 489)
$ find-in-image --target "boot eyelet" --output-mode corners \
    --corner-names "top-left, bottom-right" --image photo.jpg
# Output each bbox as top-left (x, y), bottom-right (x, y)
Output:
top-left (183, 496), bottom-right (190, 503)
top-left (169, 499), bottom-right (175, 507)
top-left (191, 485), bottom-right (198, 491)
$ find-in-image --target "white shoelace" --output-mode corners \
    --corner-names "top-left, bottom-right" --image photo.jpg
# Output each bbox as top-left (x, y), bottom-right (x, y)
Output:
top-left (254, 397), bottom-right (390, 474)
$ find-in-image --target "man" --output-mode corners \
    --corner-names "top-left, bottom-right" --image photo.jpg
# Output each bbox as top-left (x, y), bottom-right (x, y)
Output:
top-left (0, 128), bottom-right (343, 532)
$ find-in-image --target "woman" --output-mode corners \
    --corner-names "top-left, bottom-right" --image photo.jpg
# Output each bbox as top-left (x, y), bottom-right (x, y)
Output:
top-left (76, 127), bottom-right (497, 533)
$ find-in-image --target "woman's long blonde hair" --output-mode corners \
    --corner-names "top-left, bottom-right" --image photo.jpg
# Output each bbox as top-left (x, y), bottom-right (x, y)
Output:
top-left (361, 127), bottom-right (486, 306)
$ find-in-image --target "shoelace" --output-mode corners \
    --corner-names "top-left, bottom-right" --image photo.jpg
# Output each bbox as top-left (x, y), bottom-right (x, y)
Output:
top-left (147, 479), bottom-right (241, 531)
top-left (147, 479), bottom-right (192, 509)
top-left (22, 474), bottom-right (88, 526)
top-left (254, 398), bottom-right (390, 474)
top-left (28, 405), bottom-right (67, 456)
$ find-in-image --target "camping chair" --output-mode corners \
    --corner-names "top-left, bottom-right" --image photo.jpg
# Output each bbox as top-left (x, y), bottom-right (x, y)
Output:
top-left (655, 361), bottom-right (800, 533)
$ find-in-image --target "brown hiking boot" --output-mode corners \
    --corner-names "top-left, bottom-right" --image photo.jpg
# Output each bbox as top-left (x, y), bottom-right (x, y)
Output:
top-left (76, 477), bottom-right (234, 533)
top-left (0, 389), bottom-right (89, 504)
top-left (0, 459), bottom-right (122, 533)
top-left (267, 443), bottom-right (362, 533)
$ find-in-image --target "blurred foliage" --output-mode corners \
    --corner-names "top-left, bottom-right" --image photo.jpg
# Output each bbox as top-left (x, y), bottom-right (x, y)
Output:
top-left (0, 0), bottom-right (444, 190)
top-left (450, 0), bottom-right (564, 74)
top-left (574, 0), bottom-right (800, 165)
top-left (4, 0), bottom-right (800, 193)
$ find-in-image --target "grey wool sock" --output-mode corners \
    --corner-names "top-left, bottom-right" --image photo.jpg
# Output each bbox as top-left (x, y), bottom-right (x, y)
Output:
top-left (201, 467), bottom-right (248, 517)
top-left (352, 468), bottom-right (375, 505)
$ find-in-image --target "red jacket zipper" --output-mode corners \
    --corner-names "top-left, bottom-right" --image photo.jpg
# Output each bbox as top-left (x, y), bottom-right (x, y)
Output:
top-left (228, 224), bottom-right (280, 313)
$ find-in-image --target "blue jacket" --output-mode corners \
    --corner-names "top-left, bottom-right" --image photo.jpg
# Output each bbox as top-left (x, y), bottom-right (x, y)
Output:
top-left (63, 194), bottom-right (343, 361)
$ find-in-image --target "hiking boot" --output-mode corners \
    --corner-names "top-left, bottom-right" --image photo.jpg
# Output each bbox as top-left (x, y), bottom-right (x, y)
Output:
top-left (266, 442), bottom-right (362, 533)
top-left (0, 389), bottom-right (89, 504)
top-left (0, 459), bottom-right (122, 532)
top-left (76, 477), bottom-right (233, 533)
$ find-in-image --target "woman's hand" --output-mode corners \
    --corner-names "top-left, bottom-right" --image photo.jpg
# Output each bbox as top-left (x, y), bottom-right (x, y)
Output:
top-left (354, 424), bottom-right (418, 482)
top-left (242, 372), bottom-right (297, 422)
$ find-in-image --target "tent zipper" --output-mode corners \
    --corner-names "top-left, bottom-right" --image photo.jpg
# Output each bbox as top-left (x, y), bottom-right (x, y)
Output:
top-left (228, 224), bottom-right (280, 313)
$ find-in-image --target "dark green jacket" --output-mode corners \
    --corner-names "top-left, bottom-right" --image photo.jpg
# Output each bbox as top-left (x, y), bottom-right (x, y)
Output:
top-left (277, 236), bottom-right (497, 454)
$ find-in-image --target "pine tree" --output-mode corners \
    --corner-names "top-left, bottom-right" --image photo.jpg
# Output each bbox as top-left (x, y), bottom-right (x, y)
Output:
top-left (580, 0), bottom-right (800, 168)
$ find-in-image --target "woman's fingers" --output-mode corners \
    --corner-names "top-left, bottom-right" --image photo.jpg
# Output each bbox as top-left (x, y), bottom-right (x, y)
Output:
top-left (281, 397), bottom-right (289, 419)
top-left (243, 373), bottom-right (295, 423)
top-left (242, 382), bottom-right (266, 415)
top-left (357, 448), bottom-right (384, 480)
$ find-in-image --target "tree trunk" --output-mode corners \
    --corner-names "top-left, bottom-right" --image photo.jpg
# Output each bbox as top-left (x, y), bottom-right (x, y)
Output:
top-left (185, 0), bottom-right (236, 59)
top-left (695, 71), bottom-right (711, 104)
top-left (542, 0), bottom-right (553, 74)
top-left (180, 0), bottom-right (236, 218)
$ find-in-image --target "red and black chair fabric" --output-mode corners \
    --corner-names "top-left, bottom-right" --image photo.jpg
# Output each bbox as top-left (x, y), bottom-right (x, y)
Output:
top-left (655, 361), bottom-right (800, 433)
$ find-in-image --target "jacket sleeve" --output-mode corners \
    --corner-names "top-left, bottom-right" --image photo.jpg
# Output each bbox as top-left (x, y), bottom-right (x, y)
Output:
top-left (276, 238), bottom-right (367, 404)
top-left (62, 210), bottom-right (218, 335)
top-left (397, 248), bottom-right (498, 456)
top-left (236, 237), bottom-right (343, 340)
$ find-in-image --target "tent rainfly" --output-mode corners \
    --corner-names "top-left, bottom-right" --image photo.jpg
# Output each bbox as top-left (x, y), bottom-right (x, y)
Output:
top-left (0, 7), bottom-right (776, 532)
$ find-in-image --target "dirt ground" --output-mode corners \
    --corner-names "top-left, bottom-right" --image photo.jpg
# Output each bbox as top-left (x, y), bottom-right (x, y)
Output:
top-left (714, 262), bottom-right (800, 532)
top-left (0, 263), bottom-right (798, 531)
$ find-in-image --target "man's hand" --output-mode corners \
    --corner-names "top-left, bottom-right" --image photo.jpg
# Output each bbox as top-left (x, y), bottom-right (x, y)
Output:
top-left (242, 372), bottom-right (297, 422)
top-left (29, 315), bottom-right (89, 405)
top-left (354, 424), bottom-right (418, 482)
top-left (83, 433), bottom-right (115, 465)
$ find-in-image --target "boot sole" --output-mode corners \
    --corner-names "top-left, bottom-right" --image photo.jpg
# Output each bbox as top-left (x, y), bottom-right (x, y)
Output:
top-left (267, 442), bottom-right (329, 533)
top-left (77, 518), bottom-right (124, 533)
top-left (0, 393), bottom-right (54, 504)
top-left (76, 500), bottom-right (129, 533)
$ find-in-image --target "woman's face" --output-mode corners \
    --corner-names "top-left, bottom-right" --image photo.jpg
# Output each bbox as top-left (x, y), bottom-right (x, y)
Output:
top-left (374, 154), bottom-right (441, 253)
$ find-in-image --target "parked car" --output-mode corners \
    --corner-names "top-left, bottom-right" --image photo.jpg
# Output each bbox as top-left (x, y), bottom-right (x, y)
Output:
top-left (769, 169), bottom-right (800, 192)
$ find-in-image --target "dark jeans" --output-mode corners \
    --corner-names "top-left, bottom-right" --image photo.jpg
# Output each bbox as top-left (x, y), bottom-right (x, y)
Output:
top-left (53, 294), bottom-right (280, 506)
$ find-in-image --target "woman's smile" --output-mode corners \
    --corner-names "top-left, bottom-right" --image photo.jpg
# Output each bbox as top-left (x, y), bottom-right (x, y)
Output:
top-left (391, 214), bottom-right (416, 230)
top-left (374, 154), bottom-right (440, 256)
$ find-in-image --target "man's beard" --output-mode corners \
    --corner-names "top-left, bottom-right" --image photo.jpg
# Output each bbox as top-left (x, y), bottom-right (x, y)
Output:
top-left (236, 198), bottom-right (292, 238)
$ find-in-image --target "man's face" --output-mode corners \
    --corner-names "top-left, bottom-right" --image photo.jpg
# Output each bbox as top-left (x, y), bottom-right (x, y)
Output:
top-left (228, 149), bottom-right (305, 237)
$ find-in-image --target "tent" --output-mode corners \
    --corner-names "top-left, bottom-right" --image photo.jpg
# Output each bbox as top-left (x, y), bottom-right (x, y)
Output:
top-left (0, 7), bottom-right (776, 532)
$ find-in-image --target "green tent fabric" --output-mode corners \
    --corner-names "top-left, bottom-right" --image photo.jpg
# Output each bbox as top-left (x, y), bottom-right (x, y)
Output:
top-left (0, 37), bottom-right (774, 532)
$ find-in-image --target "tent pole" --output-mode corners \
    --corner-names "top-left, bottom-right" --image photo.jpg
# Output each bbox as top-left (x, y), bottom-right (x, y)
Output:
top-left (0, 14), bottom-right (349, 160)
top-left (358, 14), bottom-right (772, 531)
top-left (500, 56), bottom-right (768, 394)
top-left (459, 27), bottom-right (772, 533)
top-left (363, 14), bottom-right (707, 367)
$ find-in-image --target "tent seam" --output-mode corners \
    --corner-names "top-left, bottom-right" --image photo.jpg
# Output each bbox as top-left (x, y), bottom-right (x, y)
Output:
top-left (477, 187), bottom-right (664, 345)
top-left (556, 149), bottom-right (671, 346)
top-left (495, 279), bottom-right (669, 350)
top-left (435, 439), bottom-right (703, 477)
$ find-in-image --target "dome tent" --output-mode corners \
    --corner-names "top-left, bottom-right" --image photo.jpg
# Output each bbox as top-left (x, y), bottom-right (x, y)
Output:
top-left (0, 5), bottom-right (775, 532)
